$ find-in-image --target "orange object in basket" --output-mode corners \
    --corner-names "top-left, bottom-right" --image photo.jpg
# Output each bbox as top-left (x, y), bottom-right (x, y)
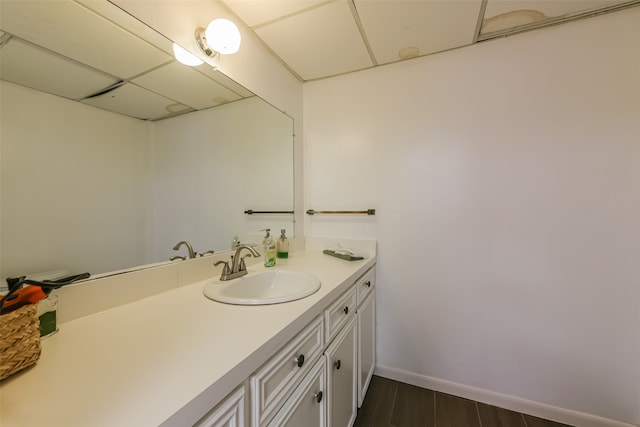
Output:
top-left (1, 286), bottom-right (47, 314)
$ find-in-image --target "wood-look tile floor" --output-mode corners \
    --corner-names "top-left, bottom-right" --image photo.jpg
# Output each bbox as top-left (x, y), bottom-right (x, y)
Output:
top-left (354, 376), bottom-right (574, 427)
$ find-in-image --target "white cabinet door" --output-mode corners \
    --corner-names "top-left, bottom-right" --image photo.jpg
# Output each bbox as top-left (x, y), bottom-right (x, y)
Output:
top-left (251, 316), bottom-right (324, 427)
top-left (325, 315), bottom-right (357, 427)
top-left (194, 386), bottom-right (245, 427)
top-left (357, 291), bottom-right (375, 408)
top-left (267, 358), bottom-right (327, 427)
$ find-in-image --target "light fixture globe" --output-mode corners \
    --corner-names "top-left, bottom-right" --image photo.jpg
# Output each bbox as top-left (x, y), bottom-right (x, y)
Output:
top-left (204, 19), bottom-right (241, 54)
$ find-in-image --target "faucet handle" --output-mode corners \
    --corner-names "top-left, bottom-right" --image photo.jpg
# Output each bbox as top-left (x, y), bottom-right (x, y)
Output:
top-left (170, 256), bottom-right (186, 261)
top-left (214, 260), bottom-right (231, 275)
top-left (239, 253), bottom-right (255, 271)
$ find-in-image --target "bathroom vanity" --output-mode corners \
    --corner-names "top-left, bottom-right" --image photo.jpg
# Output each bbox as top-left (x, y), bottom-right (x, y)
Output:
top-left (0, 241), bottom-right (376, 427)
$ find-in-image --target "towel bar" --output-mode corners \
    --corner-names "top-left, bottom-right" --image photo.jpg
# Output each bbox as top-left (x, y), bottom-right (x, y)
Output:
top-left (306, 209), bottom-right (375, 216)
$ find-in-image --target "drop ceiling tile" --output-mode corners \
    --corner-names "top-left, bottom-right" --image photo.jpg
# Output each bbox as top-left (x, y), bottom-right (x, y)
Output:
top-left (482, 0), bottom-right (632, 34)
top-left (355, 0), bottom-right (482, 65)
top-left (0, 0), bottom-right (172, 79)
top-left (132, 62), bottom-right (243, 110)
top-left (79, 83), bottom-right (177, 120)
top-left (255, 1), bottom-right (373, 80)
top-left (223, 0), bottom-right (329, 27)
top-left (0, 37), bottom-right (119, 100)
top-left (484, 0), bottom-right (631, 18)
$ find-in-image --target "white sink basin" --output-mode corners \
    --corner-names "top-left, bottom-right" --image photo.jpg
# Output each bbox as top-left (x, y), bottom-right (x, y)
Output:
top-left (203, 270), bottom-right (321, 305)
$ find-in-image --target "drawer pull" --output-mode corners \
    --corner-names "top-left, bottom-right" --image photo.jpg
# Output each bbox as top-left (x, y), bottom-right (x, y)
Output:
top-left (294, 354), bottom-right (305, 368)
top-left (314, 391), bottom-right (323, 403)
top-left (343, 306), bottom-right (349, 315)
top-left (334, 360), bottom-right (341, 370)
top-left (364, 280), bottom-right (371, 288)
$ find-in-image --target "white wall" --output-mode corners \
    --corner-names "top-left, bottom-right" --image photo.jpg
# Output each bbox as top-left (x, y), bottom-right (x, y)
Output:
top-left (304, 8), bottom-right (640, 427)
top-left (0, 81), bottom-right (149, 280)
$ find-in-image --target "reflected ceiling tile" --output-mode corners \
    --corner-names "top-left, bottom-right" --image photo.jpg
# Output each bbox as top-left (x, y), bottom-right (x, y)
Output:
top-left (196, 66), bottom-right (254, 98)
top-left (0, 0), bottom-right (172, 79)
top-left (255, 1), bottom-right (373, 80)
top-left (165, 102), bottom-right (194, 114)
top-left (132, 62), bottom-right (242, 110)
top-left (79, 83), bottom-right (176, 120)
top-left (223, 0), bottom-right (329, 27)
top-left (76, 0), bottom-right (174, 57)
top-left (482, 0), bottom-right (632, 34)
top-left (0, 38), bottom-right (120, 100)
top-left (355, 0), bottom-right (482, 64)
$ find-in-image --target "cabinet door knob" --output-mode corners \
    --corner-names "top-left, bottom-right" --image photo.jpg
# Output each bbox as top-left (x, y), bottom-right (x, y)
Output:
top-left (364, 280), bottom-right (371, 288)
top-left (343, 306), bottom-right (349, 315)
top-left (294, 354), bottom-right (305, 368)
top-left (334, 360), bottom-right (341, 370)
top-left (314, 391), bottom-right (323, 403)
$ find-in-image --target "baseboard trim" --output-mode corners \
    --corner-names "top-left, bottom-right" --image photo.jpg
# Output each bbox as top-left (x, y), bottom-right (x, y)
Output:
top-left (374, 364), bottom-right (638, 427)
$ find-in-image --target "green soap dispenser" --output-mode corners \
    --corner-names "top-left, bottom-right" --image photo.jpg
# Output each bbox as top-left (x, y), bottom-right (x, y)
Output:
top-left (277, 229), bottom-right (289, 259)
top-left (262, 229), bottom-right (277, 267)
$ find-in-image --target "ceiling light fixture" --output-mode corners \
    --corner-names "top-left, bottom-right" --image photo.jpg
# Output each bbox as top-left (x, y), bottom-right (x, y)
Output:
top-left (195, 19), bottom-right (241, 61)
top-left (172, 43), bottom-right (204, 66)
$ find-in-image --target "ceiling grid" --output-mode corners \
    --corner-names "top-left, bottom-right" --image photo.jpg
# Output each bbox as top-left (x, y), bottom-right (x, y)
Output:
top-left (222, 0), bottom-right (640, 82)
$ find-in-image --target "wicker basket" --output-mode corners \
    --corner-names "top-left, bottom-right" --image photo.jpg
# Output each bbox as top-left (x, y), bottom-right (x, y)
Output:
top-left (0, 303), bottom-right (42, 380)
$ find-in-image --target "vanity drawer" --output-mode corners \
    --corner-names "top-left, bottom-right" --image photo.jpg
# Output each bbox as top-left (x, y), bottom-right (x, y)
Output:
top-left (250, 315), bottom-right (324, 427)
top-left (325, 285), bottom-right (357, 344)
top-left (194, 385), bottom-right (245, 427)
top-left (356, 267), bottom-right (375, 306)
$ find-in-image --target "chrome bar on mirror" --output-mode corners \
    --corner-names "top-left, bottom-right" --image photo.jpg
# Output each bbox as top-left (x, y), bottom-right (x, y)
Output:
top-left (244, 210), bottom-right (295, 215)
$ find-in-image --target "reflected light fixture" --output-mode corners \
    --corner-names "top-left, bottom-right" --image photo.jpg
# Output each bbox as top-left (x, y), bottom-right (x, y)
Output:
top-left (195, 18), bottom-right (241, 60)
top-left (172, 43), bottom-right (204, 66)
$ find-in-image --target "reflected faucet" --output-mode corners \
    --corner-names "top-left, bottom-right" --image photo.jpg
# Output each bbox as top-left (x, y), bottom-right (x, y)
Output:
top-left (172, 240), bottom-right (196, 259)
top-left (214, 244), bottom-right (260, 281)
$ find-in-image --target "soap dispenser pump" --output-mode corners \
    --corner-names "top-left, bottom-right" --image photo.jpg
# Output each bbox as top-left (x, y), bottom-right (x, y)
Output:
top-left (277, 229), bottom-right (289, 259)
top-left (262, 229), bottom-right (277, 267)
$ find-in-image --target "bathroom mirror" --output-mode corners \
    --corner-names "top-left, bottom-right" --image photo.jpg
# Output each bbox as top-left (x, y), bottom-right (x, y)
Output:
top-left (0, 0), bottom-right (294, 282)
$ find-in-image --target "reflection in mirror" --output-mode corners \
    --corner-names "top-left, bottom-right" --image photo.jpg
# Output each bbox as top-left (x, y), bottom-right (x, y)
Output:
top-left (0, 0), bottom-right (294, 285)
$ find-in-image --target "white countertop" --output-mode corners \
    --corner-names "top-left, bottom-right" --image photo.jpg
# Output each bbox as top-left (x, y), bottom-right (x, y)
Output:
top-left (0, 249), bottom-right (375, 427)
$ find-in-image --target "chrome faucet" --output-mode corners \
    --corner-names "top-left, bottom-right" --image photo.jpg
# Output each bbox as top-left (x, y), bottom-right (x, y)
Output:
top-left (214, 244), bottom-right (260, 281)
top-left (172, 240), bottom-right (197, 259)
